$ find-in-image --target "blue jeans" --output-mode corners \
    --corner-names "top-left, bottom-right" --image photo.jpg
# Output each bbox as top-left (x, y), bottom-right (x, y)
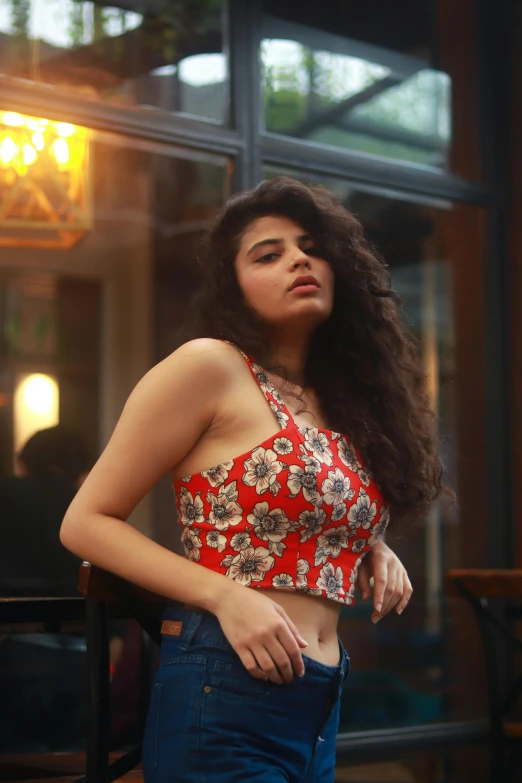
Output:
top-left (142, 605), bottom-right (351, 782)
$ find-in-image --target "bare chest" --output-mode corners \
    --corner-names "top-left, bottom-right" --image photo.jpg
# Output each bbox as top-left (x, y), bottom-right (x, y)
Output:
top-left (171, 375), bottom-right (328, 484)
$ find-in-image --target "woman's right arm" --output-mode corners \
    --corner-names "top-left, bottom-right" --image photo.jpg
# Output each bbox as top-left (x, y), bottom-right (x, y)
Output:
top-left (60, 338), bottom-right (308, 683)
top-left (60, 338), bottom-right (237, 611)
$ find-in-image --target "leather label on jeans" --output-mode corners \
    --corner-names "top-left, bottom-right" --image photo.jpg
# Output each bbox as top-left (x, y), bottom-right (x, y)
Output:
top-left (161, 620), bottom-right (183, 636)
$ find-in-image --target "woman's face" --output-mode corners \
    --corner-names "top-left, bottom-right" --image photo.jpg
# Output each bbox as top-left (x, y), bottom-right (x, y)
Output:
top-left (234, 215), bottom-right (334, 332)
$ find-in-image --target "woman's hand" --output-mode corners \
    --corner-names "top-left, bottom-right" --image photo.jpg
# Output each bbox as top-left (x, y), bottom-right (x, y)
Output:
top-left (214, 585), bottom-right (309, 685)
top-left (357, 540), bottom-right (412, 623)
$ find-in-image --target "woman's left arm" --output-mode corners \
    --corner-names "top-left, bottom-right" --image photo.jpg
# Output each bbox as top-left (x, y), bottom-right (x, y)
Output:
top-left (357, 540), bottom-right (413, 623)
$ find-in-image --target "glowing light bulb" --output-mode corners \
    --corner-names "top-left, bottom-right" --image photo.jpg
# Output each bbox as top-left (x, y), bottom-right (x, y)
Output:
top-left (2, 112), bottom-right (24, 127)
top-left (22, 143), bottom-right (37, 165)
top-left (55, 123), bottom-right (74, 137)
top-left (0, 136), bottom-right (18, 164)
top-left (14, 373), bottom-right (60, 458)
top-left (26, 119), bottom-right (39, 131)
top-left (52, 138), bottom-right (69, 164)
top-left (32, 131), bottom-right (44, 150)
top-left (22, 375), bottom-right (57, 416)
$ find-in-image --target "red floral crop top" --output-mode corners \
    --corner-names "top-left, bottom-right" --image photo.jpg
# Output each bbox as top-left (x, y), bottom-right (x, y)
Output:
top-left (173, 340), bottom-right (390, 606)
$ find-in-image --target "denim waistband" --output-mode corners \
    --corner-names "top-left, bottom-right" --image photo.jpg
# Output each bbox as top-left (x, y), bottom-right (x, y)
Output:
top-left (161, 603), bottom-right (350, 683)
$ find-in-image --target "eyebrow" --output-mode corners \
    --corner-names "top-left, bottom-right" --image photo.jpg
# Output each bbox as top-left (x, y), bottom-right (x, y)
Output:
top-left (246, 233), bottom-right (313, 257)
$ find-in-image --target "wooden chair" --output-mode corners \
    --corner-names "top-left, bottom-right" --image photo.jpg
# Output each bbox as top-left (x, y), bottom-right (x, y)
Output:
top-left (77, 562), bottom-right (168, 783)
top-left (0, 593), bottom-right (87, 781)
top-left (0, 564), bottom-right (168, 783)
top-left (446, 569), bottom-right (522, 782)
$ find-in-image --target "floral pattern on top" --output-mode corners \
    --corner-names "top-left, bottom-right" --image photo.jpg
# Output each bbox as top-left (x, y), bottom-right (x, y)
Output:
top-left (173, 340), bottom-right (390, 606)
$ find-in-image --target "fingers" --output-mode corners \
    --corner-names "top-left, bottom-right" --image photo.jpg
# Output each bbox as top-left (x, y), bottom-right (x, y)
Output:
top-left (240, 614), bottom-right (306, 685)
top-left (372, 568), bottom-right (412, 623)
top-left (272, 608), bottom-right (308, 682)
top-left (256, 627), bottom-right (305, 685)
top-left (372, 556), bottom-right (387, 616)
top-left (274, 620), bottom-right (307, 682)
top-left (269, 633), bottom-right (304, 684)
top-left (395, 575), bottom-right (413, 615)
top-left (240, 649), bottom-right (271, 681)
top-left (239, 638), bottom-right (289, 685)
top-left (372, 573), bottom-right (396, 623)
top-left (253, 642), bottom-right (287, 684)
top-left (380, 571), bottom-right (403, 619)
top-left (284, 612), bottom-right (309, 649)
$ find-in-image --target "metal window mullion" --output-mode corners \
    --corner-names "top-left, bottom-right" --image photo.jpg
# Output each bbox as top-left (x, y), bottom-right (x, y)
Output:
top-left (475, 0), bottom-right (515, 572)
top-left (261, 131), bottom-right (495, 206)
top-left (228, 0), bottom-right (263, 190)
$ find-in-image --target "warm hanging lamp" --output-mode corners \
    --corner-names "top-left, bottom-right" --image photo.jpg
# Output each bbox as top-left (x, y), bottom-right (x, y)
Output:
top-left (0, 110), bottom-right (92, 249)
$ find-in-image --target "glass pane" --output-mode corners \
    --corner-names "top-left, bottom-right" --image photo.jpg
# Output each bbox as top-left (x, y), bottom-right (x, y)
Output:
top-left (0, 121), bottom-right (231, 753)
top-left (0, 0), bottom-right (229, 123)
top-left (336, 744), bottom-right (490, 782)
top-left (264, 166), bottom-right (488, 730)
top-left (261, 1), bottom-right (480, 178)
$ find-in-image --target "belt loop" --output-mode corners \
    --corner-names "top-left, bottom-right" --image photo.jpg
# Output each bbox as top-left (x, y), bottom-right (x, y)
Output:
top-left (178, 609), bottom-right (205, 652)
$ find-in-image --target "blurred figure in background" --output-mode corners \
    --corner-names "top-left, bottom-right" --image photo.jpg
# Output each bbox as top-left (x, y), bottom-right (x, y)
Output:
top-left (0, 425), bottom-right (139, 751)
top-left (0, 425), bottom-right (91, 751)
top-left (0, 424), bottom-right (90, 597)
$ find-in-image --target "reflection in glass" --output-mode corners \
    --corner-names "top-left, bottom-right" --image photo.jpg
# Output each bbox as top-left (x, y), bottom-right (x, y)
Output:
top-left (0, 110), bottom-right (92, 249)
top-left (0, 131), bottom-right (231, 752)
top-left (333, 189), bottom-right (455, 731)
top-left (0, 0), bottom-right (228, 122)
top-left (263, 167), bottom-right (487, 731)
top-left (261, 16), bottom-right (451, 167)
top-left (335, 742), bottom-right (490, 782)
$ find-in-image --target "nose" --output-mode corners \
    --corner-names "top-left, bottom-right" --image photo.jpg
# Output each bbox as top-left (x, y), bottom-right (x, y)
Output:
top-left (290, 248), bottom-right (311, 269)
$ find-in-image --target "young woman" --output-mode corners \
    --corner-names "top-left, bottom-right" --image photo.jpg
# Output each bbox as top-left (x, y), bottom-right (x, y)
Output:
top-left (60, 177), bottom-right (450, 782)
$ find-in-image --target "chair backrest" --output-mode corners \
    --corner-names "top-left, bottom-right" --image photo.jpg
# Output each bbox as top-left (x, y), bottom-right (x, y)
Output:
top-left (446, 568), bottom-right (522, 746)
top-left (79, 562), bottom-right (170, 783)
top-left (78, 561), bottom-right (168, 645)
top-left (446, 569), bottom-right (522, 599)
top-left (78, 561), bottom-right (166, 603)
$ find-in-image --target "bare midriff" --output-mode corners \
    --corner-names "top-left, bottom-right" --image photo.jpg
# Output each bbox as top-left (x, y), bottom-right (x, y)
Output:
top-left (184, 584), bottom-right (342, 667)
top-left (178, 348), bottom-right (345, 668)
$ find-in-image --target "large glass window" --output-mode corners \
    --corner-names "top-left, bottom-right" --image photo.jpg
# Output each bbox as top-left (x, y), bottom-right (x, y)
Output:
top-left (261, 0), bottom-right (481, 179)
top-left (264, 166), bottom-right (489, 732)
top-left (0, 0), bottom-right (229, 122)
top-left (0, 118), bottom-right (231, 752)
top-left (262, 18), bottom-right (450, 168)
top-left (0, 111), bottom-right (231, 537)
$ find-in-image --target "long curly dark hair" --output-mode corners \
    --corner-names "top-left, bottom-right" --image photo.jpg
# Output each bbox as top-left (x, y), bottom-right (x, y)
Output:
top-left (178, 176), bottom-right (454, 528)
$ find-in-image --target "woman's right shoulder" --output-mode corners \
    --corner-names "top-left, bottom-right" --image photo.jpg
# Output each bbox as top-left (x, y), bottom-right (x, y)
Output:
top-left (164, 337), bottom-right (241, 377)
top-left (128, 339), bottom-right (243, 411)
top-left (172, 337), bottom-right (233, 360)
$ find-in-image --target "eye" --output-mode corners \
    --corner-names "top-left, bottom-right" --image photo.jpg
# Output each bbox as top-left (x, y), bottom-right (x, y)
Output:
top-left (255, 252), bottom-right (279, 263)
top-left (304, 246), bottom-right (320, 256)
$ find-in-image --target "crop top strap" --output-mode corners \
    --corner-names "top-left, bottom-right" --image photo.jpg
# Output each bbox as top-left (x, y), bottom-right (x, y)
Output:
top-left (218, 339), bottom-right (294, 429)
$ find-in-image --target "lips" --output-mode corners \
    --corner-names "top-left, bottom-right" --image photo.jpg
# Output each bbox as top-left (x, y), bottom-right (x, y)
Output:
top-left (289, 275), bottom-right (319, 291)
